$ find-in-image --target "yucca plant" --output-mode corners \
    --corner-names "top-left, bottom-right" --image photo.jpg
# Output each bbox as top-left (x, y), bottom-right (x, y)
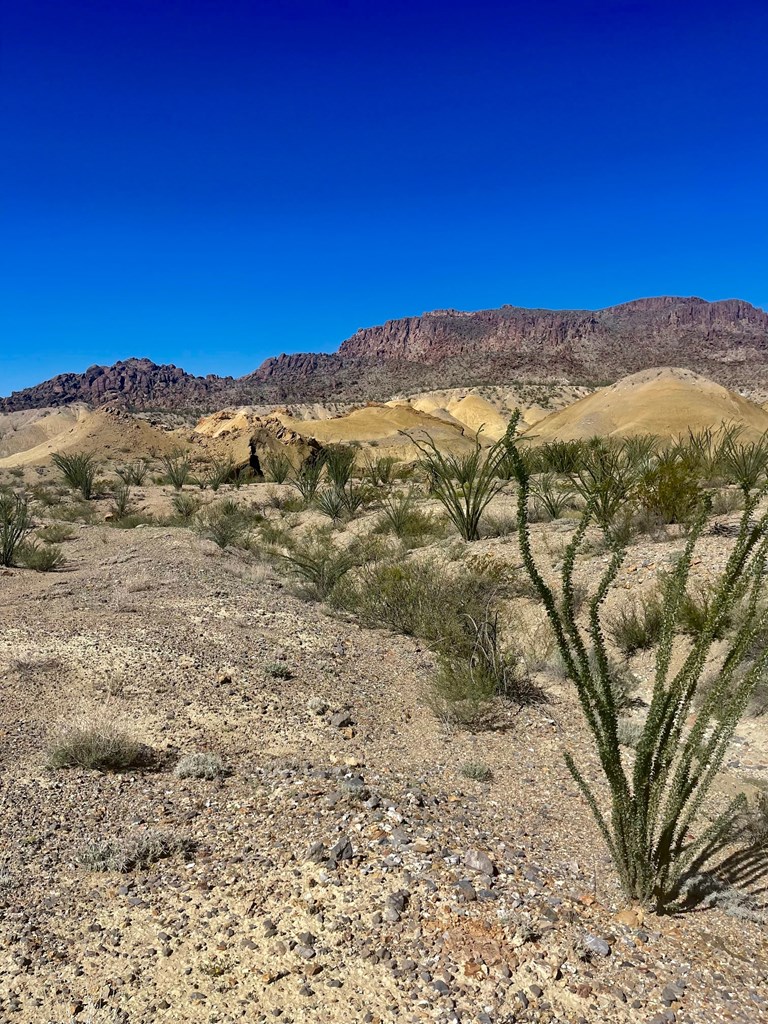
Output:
top-left (410, 426), bottom-right (513, 541)
top-left (323, 445), bottom-right (356, 489)
top-left (262, 450), bottom-right (293, 484)
top-left (111, 482), bottom-right (133, 519)
top-left (314, 487), bottom-right (347, 522)
top-left (0, 492), bottom-right (31, 566)
top-left (530, 472), bottom-right (574, 520)
top-left (52, 452), bottom-right (98, 499)
top-left (116, 460), bottom-right (148, 486)
top-left (507, 424), bottom-right (768, 910)
top-left (364, 455), bottom-right (398, 487)
top-left (162, 453), bottom-right (191, 491)
top-left (720, 435), bottom-right (768, 494)
top-left (292, 457), bottom-right (325, 502)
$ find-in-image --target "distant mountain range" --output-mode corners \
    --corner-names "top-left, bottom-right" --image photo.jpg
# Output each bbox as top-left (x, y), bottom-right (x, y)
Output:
top-left (3, 296), bottom-right (768, 411)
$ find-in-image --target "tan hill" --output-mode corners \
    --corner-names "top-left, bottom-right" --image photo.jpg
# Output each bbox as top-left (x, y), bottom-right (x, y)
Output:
top-left (0, 405), bottom-right (185, 467)
top-left (4, 297), bottom-right (768, 412)
top-left (528, 367), bottom-right (768, 441)
top-left (0, 406), bottom-right (85, 459)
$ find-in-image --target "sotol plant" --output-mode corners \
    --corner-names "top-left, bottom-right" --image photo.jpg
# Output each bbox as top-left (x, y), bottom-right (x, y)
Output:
top-left (507, 424), bottom-right (768, 910)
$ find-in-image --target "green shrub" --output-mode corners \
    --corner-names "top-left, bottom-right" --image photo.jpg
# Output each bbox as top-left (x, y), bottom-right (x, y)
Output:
top-left (0, 492), bottom-right (31, 566)
top-left (507, 426), bottom-right (768, 911)
top-left (196, 502), bottom-right (246, 549)
top-left (364, 455), bottom-right (399, 487)
top-left (37, 524), bottom-right (75, 544)
top-left (18, 541), bottom-right (65, 572)
top-left (323, 445), bottom-right (356, 489)
top-left (172, 492), bottom-right (202, 521)
top-left (51, 452), bottom-right (98, 499)
top-left (280, 531), bottom-right (363, 600)
top-left (292, 457), bottom-right (324, 501)
top-left (637, 455), bottom-right (702, 527)
top-left (461, 761), bottom-right (493, 782)
top-left (530, 473), bottom-right (574, 520)
top-left (374, 491), bottom-right (444, 543)
top-left (314, 487), bottom-right (347, 522)
top-left (111, 482), bottom-right (134, 519)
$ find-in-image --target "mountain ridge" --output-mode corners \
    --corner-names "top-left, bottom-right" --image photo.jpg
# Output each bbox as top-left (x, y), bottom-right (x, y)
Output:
top-left (4, 296), bottom-right (768, 411)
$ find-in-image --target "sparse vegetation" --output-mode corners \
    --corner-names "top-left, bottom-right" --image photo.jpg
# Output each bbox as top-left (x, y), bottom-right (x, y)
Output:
top-left (461, 761), bottom-right (493, 782)
top-left (37, 523), bottom-right (75, 543)
top-left (262, 450), bottom-right (293, 484)
top-left (77, 830), bottom-right (194, 872)
top-left (116, 460), bottom-right (148, 486)
top-left (18, 540), bottom-right (65, 572)
top-left (162, 452), bottom-right (191, 490)
top-left (174, 752), bottom-right (227, 780)
top-left (507, 420), bottom-right (768, 910)
top-left (607, 593), bottom-right (665, 656)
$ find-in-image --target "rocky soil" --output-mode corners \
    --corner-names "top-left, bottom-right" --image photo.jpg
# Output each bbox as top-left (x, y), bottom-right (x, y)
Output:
top-left (0, 486), bottom-right (767, 1024)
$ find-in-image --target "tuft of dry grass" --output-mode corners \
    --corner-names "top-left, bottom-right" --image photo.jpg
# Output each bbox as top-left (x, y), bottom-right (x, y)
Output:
top-left (47, 713), bottom-right (145, 771)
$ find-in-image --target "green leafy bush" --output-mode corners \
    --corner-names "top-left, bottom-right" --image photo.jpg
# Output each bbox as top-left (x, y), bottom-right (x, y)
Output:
top-left (0, 492), bottom-right (31, 566)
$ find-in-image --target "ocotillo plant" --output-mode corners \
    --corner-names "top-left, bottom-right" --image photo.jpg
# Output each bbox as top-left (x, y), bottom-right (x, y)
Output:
top-left (506, 419), bottom-right (768, 910)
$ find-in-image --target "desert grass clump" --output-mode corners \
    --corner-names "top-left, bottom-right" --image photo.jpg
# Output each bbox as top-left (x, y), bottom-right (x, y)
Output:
top-left (461, 761), bottom-right (493, 782)
top-left (174, 752), bottom-right (227, 780)
top-left (323, 444), bottom-right (356, 489)
top-left (507, 421), bottom-right (768, 911)
top-left (18, 540), bottom-right (65, 572)
top-left (409, 425), bottom-right (513, 541)
top-left (37, 523), bottom-right (75, 544)
top-left (374, 491), bottom-right (444, 544)
top-left (77, 830), bottom-right (193, 872)
top-left (51, 451), bottom-right (98, 499)
top-left (607, 593), bottom-right (665, 656)
top-left (110, 482), bottom-right (134, 519)
top-left (0, 492), bottom-right (31, 566)
top-left (47, 715), bottom-right (144, 771)
top-left (280, 530), bottom-right (362, 600)
top-left (162, 452), bottom-right (191, 490)
top-left (265, 662), bottom-right (293, 679)
top-left (430, 609), bottom-right (536, 725)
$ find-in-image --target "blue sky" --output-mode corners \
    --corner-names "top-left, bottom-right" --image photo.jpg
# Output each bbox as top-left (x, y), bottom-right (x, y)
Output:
top-left (2, 0), bottom-right (767, 393)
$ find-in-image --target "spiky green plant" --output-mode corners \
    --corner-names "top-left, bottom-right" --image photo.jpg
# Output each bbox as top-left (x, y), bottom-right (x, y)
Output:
top-left (323, 445), bottom-right (356, 489)
top-left (0, 493), bottom-right (31, 566)
top-left (409, 426), bottom-right (513, 541)
top-left (111, 482), bottom-right (133, 519)
top-left (262, 450), bottom-right (293, 484)
top-left (363, 455), bottom-right (399, 487)
top-left (314, 487), bottom-right (347, 522)
top-left (569, 443), bottom-right (637, 529)
top-left (280, 532), bottom-right (361, 600)
top-left (507, 424), bottom-right (768, 910)
top-left (116, 460), bottom-right (148, 486)
top-left (52, 452), bottom-right (98, 499)
top-left (292, 456), bottom-right (325, 501)
top-left (720, 436), bottom-right (768, 494)
top-left (162, 453), bottom-right (191, 491)
top-left (530, 473), bottom-right (574, 520)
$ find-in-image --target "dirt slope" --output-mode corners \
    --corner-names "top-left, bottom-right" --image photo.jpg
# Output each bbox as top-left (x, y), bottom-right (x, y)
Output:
top-left (529, 367), bottom-right (768, 441)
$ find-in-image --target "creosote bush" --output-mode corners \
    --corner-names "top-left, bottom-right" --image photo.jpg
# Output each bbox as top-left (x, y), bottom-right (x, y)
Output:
top-left (507, 421), bottom-right (768, 911)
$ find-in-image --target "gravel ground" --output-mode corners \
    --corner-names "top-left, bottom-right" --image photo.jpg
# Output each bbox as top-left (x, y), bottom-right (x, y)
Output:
top-left (0, 488), bottom-right (767, 1024)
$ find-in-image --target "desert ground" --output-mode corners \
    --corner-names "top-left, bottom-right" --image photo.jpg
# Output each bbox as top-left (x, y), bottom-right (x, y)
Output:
top-left (1, 369), bottom-right (767, 1024)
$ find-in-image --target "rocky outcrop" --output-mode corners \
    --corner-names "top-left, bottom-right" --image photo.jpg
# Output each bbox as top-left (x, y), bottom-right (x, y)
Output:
top-left (4, 298), bottom-right (768, 411)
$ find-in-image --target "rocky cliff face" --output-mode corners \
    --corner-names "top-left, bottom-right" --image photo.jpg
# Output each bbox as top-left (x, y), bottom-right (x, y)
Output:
top-left (3, 298), bottom-right (768, 411)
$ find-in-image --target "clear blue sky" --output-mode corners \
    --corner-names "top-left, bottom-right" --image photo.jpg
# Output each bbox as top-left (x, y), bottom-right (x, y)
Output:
top-left (2, 0), bottom-right (767, 393)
